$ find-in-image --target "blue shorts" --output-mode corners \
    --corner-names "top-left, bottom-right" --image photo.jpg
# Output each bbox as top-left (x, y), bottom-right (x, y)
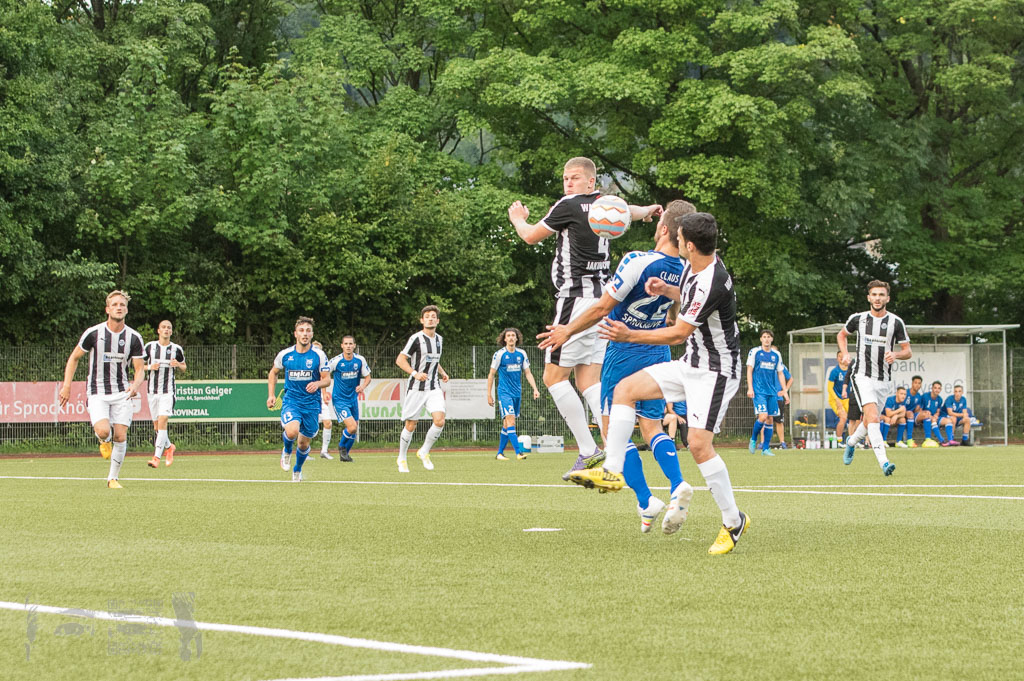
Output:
top-left (498, 393), bottom-right (521, 418)
top-left (600, 345), bottom-right (669, 421)
top-left (281, 402), bottom-right (320, 438)
top-left (753, 393), bottom-right (780, 417)
top-left (672, 401), bottom-right (687, 418)
top-left (335, 397), bottom-right (360, 423)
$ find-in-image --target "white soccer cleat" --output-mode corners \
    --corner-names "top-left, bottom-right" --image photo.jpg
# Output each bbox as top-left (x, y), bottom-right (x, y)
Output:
top-left (638, 497), bottom-right (667, 534)
top-left (320, 451), bottom-right (333, 460)
top-left (280, 451), bottom-right (291, 471)
top-left (417, 448), bottom-right (434, 471)
top-left (291, 470), bottom-right (302, 482)
top-left (895, 441), bottom-right (908, 448)
top-left (397, 459), bottom-right (409, 473)
top-left (663, 481), bottom-right (694, 535)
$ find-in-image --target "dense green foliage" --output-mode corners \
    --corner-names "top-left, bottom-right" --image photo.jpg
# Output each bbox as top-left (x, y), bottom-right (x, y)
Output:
top-left (2, 0), bottom-right (1022, 345)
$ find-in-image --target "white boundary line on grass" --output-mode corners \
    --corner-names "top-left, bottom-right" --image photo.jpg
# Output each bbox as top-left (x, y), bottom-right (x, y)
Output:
top-left (1, 475), bottom-right (1023, 500)
top-left (0, 600), bottom-right (589, 681)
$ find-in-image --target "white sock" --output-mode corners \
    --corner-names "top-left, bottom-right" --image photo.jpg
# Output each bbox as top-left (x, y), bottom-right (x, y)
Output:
top-left (322, 428), bottom-right (332, 454)
top-left (548, 380), bottom-right (597, 453)
top-left (846, 422), bottom-right (867, 447)
top-left (867, 422), bottom-right (888, 467)
top-left (603, 404), bottom-right (635, 474)
top-left (581, 383), bottom-right (602, 427)
top-left (420, 424), bottom-right (443, 455)
top-left (398, 429), bottom-right (414, 462)
top-left (154, 430), bottom-right (168, 458)
top-left (697, 455), bottom-right (741, 528)
top-left (108, 441), bottom-right (127, 481)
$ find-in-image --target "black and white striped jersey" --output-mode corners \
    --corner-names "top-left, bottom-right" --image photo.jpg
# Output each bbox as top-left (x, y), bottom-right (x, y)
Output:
top-left (539, 192), bottom-right (611, 299)
top-left (844, 311), bottom-right (909, 382)
top-left (677, 255), bottom-right (741, 378)
top-left (77, 322), bottom-right (145, 396)
top-left (143, 341), bottom-right (185, 395)
top-left (400, 331), bottom-right (444, 392)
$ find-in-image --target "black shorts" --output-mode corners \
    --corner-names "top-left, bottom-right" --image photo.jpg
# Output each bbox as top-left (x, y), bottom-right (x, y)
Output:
top-left (847, 393), bottom-right (862, 421)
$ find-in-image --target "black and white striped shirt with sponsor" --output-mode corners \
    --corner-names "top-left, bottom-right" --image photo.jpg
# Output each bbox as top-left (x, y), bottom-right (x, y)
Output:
top-left (143, 341), bottom-right (185, 395)
top-left (539, 192), bottom-right (611, 299)
top-left (77, 323), bottom-right (145, 396)
top-left (844, 311), bottom-right (909, 382)
top-left (677, 255), bottom-right (742, 379)
top-left (400, 331), bottom-right (444, 392)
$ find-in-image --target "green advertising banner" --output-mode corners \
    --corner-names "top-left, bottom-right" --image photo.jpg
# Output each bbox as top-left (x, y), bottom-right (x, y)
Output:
top-left (173, 381), bottom-right (279, 422)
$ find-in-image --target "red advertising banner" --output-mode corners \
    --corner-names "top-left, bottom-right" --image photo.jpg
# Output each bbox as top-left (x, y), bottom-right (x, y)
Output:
top-left (0, 382), bottom-right (151, 423)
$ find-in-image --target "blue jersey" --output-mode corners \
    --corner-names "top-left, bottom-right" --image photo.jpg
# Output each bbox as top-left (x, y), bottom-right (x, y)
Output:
top-left (490, 348), bottom-right (530, 400)
top-left (828, 365), bottom-right (848, 399)
top-left (883, 395), bottom-right (908, 413)
top-left (274, 345), bottom-right (329, 410)
top-left (328, 353), bottom-right (371, 404)
top-left (776, 362), bottom-right (791, 391)
top-left (943, 395), bottom-right (968, 416)
top-left (906, 390), bottom-right (924, 412)
top-left (605, 250), bottom-right (684, 354)
top-left (921, 393), bottom-right (944, 416)
top-left (671, 401), bottom-right (687, 417)
top-left (747, 348), bottom-right (782, 396)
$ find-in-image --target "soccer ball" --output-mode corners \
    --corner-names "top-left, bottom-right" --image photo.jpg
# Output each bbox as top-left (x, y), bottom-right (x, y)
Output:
top-left (588, 195), bottom-right (631, 239)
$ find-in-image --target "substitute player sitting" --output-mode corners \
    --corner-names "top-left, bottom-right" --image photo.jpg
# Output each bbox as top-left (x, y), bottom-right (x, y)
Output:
top-left (916, 381), bottom-right (945, 447)
top-left (939, 385), bottom-right (972, 447)
top-left (267, 317), bottom-right (330, 481)
top-left (881, 386), bottom-right (908, 446)
top-left (487, 328), bottom-right (540, 461)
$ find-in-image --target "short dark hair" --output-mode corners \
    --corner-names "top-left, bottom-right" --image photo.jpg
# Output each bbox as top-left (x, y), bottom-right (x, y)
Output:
top-left (497, 328), bottom-right (523, 346)
top-left (760, 329), bottom-right (774, 339)
top-left (867, 280), bottom-right (890, 294)
top-left (420, 305), bottom-right (439, 317)
top-left (912, 375), bottom-right (923, 382)
top-left (896, 385), bottom-right (907, 392)
top-left (677, 212), bottom-right (718, 255)
top-left (295, 316), bottom-right (314, 329)
top-left (342, 335), bottom-right (355, 344)
top-left (932, 380), bottom-right (942, 388)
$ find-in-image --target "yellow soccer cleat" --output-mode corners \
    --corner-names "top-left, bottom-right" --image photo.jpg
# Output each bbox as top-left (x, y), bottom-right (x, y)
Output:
top-left (921, 438), bottom-right (939, 448)
top-left (708, 511), bottom-right (750, 555)
top-left (495, 453), bottom-right (510, 461)
top-left (568, 467), bottom-right (625, 492)
top-left (99, 441), bottom-right (112, 459)
top-left (107, 479), bottom-right (122, 489)
top-left (906, 439), bottom-right (917, 448)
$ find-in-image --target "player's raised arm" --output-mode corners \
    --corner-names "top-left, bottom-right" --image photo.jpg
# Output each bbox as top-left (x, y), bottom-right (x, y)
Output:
top-left (508, 201), bottom-right (553, 245)
top-left (645, 277), bottom-right (680, 302)
top-left (630, 204), bottom-right (663, 222)
top-left (598, 314), bottom-right (697, 346)
top-left (537, 291), bottom-right (618, 350)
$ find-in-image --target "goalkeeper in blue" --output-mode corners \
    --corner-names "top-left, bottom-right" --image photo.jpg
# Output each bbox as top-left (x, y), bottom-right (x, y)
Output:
top-left (487, 328), bottom-right (541, 460)
top-left (539, 200), bottom-right (696, 535)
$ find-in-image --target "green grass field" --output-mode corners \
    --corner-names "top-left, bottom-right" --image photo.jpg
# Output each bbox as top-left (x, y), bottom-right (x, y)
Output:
top-left (3, 445), bottom-right (1023, 681)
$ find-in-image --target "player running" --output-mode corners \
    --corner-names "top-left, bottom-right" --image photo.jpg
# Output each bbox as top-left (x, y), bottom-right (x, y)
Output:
top-left (267, 317), bottom-right (330, 482)
top-left (508, 157), bottom-right (661, 480)
top-left (487, 328), bottom-right (540, 461)
top-left (395, 305), bottom-right (450, 473)
top-left (143, 320), bottom-right (186, 469)
top-left (745, 330), bottom-right (789, 456)
top-left (58, 290), bottom-right (146, 489)
top-left (838, 281), bottom-right (912, 475)
top-left (326, 335), bottom-right (372, 462)
top-left (540, 200), bottom-right (695, 534)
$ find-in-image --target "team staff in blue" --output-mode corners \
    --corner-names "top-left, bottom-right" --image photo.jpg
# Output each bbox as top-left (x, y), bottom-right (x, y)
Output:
top-left (939, 385), bottom-right (973, 447)
top-left (746, 330), bottom-right (789, 456)
top-left (267, 317), bottom-right (331, 481)
top-left (487, 328), bottom-right (541, 460)
top-left (327, 335), bottom-right (372, 462)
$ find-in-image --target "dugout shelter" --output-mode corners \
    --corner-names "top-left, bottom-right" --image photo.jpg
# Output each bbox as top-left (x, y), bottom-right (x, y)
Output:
top-left (787, 324), bottom-right (1019, 446)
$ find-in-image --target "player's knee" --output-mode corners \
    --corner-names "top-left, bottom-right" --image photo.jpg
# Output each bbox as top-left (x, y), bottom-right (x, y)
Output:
top-left (433, 416), bottom-right (446, 428)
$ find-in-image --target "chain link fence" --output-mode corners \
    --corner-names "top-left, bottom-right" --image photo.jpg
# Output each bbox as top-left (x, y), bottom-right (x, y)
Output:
top-left (4, 344), bottom-right (1019, 453)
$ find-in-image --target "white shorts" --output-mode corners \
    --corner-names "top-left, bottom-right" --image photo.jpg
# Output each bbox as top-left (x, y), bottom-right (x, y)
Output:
top-left (643, 361), bottom-right (740, 434)
top-left (850, 375), bottom-right (891, 409)
top-left (319, 399), bottom-right (337, 422)
top-left (545, 297), bottom-right (608, 367)
top-left (401, 388), bottom-right (446, 421)
top-left (88, 392), bottom-right (134, 427)
top-left (147, 392), bottom-right (175, 418)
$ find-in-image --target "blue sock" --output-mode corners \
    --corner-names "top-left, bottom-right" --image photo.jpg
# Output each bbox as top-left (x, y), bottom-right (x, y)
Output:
top-left (282, 433), bottom-right (295, 454)
top-left (622, 442), bottom-right (651, 509)
top-left (507, 426), bottom-right (521, 455)
top-left (751, 420), bottom-right (764, 441)
top-left (896, 423), bottom-right (906, 442)
top-left (962, 433), bottom-right (969, 443)
top-left (649, 433), bottom-right (683, 491)
top-left (294, 447), bottom-right (309, 472)
top-left (906, 420), bottom-right (914, 441)
top-left (340, 429), bottom-right (356, 453)
top-left (945, 424), bottom-right (953, 441)
top-left (761, 425), bottom-right (773, 451)
top-left (497, 428), bottom-right (508, 455)
top-left (923, 420), bottom-right (932, 439)
top-left (936, 423), bottom-right (945, 441)
top-left (880, 422), bottom-right (890, 440)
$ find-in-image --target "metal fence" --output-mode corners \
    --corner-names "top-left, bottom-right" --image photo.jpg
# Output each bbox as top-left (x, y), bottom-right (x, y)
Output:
top-left (3, 344), bottom-right (1022, 452)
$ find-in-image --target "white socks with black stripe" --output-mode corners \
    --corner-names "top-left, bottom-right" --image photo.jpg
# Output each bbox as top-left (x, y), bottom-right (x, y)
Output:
top-left (398, 428), bottom-right (414, 463)
top-left (108, 441), bottom-right (127, 481)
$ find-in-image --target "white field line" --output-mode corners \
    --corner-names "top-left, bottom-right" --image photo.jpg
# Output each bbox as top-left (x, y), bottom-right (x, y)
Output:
top-left (1, 475), bottom-right (1023, 500)
top-left (0, 600), bottom-right (588, 681)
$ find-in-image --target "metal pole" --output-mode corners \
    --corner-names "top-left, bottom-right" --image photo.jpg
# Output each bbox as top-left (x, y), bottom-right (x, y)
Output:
top-left (821, 329), bottom-right (826, 445)
top-left (1004, 330), bottom-right (1009, 446)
